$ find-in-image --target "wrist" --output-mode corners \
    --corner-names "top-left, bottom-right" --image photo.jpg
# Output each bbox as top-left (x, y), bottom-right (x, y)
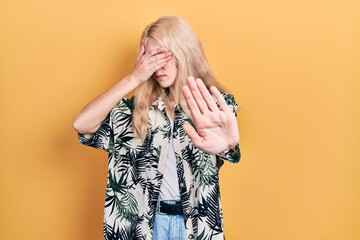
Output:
top-left (126, 74), bottom-right (142, 88)
top-left (227, 138), bottom-right (239, 150)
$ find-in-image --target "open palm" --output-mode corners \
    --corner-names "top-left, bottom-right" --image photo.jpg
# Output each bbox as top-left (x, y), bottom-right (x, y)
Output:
top-left (182, 77), bottom-right (239, 155)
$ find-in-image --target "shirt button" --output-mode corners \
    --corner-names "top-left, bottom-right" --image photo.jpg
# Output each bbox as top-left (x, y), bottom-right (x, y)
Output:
top-left (173, 131), bottom-right (178, 138)
top-left (179, 182), bottom-right (185, 188)
top-left (188, 234), bottom-right (194, 239)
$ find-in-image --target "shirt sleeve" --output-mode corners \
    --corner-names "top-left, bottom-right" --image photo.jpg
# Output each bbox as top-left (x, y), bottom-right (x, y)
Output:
top-left (78, 112), bottom-right (114, 152)
top-left (77, 97), bottom-right (134, 152)
top-left (216, 92), bottom-right (241, 164)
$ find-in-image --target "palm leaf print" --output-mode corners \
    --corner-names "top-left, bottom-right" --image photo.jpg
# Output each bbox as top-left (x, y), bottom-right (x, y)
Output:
top-left (104, 223), bottom-right (121, 240)
top-left (188, 147), bottom-right (217, 188)
top-left (79, 94), bottom-right (239, 239)
top-left (115, 125), bottom-right (134, 146)
top-left (205, 185), bottom-right (223, 233)
top-left (105, 190), bottom-right (117, 216)
top-left (115, 190), bottom-right (139, 221)
top-left (108, 170), bottom-right (128, 194)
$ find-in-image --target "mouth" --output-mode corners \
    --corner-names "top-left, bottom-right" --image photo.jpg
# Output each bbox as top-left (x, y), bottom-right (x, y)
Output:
top-left (155, 74), bottom-right (166, 81)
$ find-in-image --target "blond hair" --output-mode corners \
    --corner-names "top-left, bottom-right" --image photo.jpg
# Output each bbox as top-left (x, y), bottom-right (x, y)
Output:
top-left (133, 16), bottom-right (225, 140)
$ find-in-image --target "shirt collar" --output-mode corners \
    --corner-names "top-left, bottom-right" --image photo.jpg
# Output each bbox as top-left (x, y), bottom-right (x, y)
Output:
top-left (151, 97), bottom-right (166, 112)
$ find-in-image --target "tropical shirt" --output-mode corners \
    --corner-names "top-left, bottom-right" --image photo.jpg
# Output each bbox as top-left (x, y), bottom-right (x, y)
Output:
top-left (78, 93), bottom-right (241, 240)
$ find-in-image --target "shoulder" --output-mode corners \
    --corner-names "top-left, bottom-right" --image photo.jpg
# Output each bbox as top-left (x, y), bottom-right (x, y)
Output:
top-left (111, 96), bottom-right (135, 114)
top-left (116, 96), bottom-right (135, 110)
top-left (221, 92), bottom-right (237, 105)
top-left (220, 91), bottom-right (238, 114)
top-left (109, 97), bottom-right (135, 126)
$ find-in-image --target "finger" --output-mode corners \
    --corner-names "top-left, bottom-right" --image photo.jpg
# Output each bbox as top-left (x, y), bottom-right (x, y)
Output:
top-left (139, 47), bottom-right (165, 65)
top-left (137, 51), bottom-right (171, 77)
top-left (146, 55), bottom-right (172, 73)
top-left (209, 86), bottom-right (232, 114)
top-left (146, 52), bottom-right (172, 67)
top-left (148, 47), bottom-right (165, 57)
top-left (183, 83), bottom-right (201, 120)
top-left (187, 77), bottom-right (209, 114)
top-left (195, 78), bottom-right (218, 112)
top-left (183, 123), bottom-right (202, 148)
top-left (141, 47), bottom-right (171, 66)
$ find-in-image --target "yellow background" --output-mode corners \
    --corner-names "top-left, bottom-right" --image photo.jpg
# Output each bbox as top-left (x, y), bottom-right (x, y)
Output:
top-left (1, 0), bottom-right (359, 239)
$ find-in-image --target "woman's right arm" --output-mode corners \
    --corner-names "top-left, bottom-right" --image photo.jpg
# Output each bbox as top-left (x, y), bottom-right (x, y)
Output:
top-left (72, 46), bottom-right (172, 136)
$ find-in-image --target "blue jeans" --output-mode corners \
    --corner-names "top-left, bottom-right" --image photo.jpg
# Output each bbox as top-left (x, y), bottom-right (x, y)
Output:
top-left (152, 212), bottom-right (186, 240)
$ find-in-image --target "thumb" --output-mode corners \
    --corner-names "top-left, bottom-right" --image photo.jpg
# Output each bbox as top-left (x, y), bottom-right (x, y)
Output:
top-left (136, 45), bottom-right (145, 62)
top-left (183, 123), bottom-right (202, 147)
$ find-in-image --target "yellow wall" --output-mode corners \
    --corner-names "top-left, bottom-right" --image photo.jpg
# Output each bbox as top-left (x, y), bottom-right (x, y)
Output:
top-left (1, 0), bottom-right (359, 239)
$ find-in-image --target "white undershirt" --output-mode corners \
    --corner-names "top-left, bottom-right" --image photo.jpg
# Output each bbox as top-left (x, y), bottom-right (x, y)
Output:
top-left (159, 118), bottom-right (181, 201)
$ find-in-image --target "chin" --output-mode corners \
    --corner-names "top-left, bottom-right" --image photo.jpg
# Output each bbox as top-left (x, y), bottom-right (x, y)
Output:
top-left (157, 82), bottom-right (171, 89)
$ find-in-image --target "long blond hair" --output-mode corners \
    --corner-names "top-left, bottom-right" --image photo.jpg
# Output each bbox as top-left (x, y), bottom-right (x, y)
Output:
top-left (133, 16), bottom-right (225, 140)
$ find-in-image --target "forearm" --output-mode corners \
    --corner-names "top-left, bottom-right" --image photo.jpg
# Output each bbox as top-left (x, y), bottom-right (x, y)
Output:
top-left (73, 44), bottom-right (172, 135)
top-left (73, 74), bottom-right (140, 134)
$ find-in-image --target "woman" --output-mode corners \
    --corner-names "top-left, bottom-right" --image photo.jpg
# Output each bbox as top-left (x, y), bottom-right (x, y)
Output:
top-left (73, 16), bottom-right (240, 240)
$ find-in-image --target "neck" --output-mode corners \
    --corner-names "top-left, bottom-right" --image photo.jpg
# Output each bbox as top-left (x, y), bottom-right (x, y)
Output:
top-left (166, 87), bottom-right (176, 104)
top-left (165, 89), bottom-right (175, 120)
top-left (168, 86), bottom-right (175, 100)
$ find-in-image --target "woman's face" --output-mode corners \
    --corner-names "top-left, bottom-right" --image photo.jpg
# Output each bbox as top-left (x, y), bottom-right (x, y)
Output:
top-left (144, 38), bottom-right (178, 91)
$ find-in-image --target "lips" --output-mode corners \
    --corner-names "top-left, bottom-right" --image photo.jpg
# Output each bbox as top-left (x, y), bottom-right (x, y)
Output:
top-left (156, 74), bottom-right (166, 81)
